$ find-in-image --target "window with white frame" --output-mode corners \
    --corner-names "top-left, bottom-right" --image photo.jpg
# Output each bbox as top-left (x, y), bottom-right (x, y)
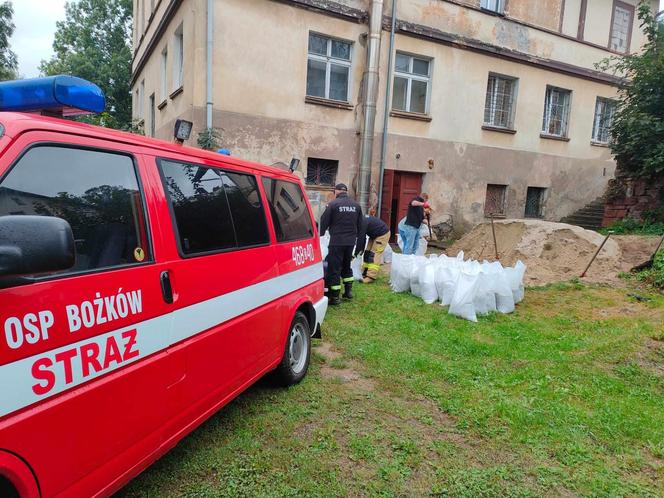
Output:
top-left (542, 86), bottom-right (571, 137)
top-left (480, 0), bottom-right (504, 14)
top-left (306, 33), bottom-right (352, 102)
top-left (609, 1), bottom-right (633, 53)
top-left (173, 24), bottom-right (184, 91)
top-left (392, 53), bottom-right (431, 114)
top-left (160, 47), bottom-right (168, 101)
top-left (484, 74), bottom-right (517, 129)
top-left (592, 97), bottom-right (617, 144)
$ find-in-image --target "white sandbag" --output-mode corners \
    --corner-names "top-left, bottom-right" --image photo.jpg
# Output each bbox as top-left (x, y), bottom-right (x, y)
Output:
top-left (351, 256), bottom-right (363, 281)
top-left (383, 243), bottom-right (393, 264)
top-left (504, 260), bottom-right (527, 304)
top-left (449, 268), bottom-right (480, 322)
top-left (409, 256), bottom-right (427, 297)
top-left (319, 232), bottom-right (330, 260)
top-left (419, 263), bottom-right (438, 304)
top-left (435, 266), bottom-right (459, 306)
top-left (390, 253), bottom-right (412, 293)
top-left (484, 261), bottom-right (514, 314)
top-left (473, 271), bottom-right (497, 316)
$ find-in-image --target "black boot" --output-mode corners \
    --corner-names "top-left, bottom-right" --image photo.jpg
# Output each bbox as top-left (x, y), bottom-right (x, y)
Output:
top-left (343, 282), bottom-right (353, 300)
top-left (329, 288), bottom-right (341, 306)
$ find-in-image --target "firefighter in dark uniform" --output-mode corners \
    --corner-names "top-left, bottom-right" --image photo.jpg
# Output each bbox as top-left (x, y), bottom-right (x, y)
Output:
top-left (319, 183), bottom-right (363, 305)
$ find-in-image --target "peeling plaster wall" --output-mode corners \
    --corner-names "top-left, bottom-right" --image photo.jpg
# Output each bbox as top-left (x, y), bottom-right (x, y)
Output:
top-left (381, 133), bottom-right (615, 233)
top-left (506, 0), bottom-right (563, 32)
top-left (398, 0), bottom-right (624, 71)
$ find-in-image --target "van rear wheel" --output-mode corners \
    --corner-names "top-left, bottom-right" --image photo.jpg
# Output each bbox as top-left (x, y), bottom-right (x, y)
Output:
top-left (274, 311), bottom-right (311, 386)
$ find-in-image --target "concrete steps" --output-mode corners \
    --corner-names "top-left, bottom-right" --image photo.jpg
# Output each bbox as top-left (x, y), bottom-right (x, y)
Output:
top-left (560, 197), bottom-right (606, 230)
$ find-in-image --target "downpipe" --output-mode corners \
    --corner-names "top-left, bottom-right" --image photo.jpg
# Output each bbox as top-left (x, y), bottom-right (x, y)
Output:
top-left (377, 0), bottom-right (397, 217)
top-left (206, 0), bottom-right (213, 128)
top-left (357, 0), bottom-right (384, 213)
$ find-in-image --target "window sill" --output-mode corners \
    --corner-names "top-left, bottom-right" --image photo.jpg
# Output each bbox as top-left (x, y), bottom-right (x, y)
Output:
top-left (482, 125), bottom-right (516, 135)
top-left (169, 86), bottom-right (184, 99)
top-left (390, 110), bottom-right (432, 122)
top-left (540, 133), bottom-right (570, 142)
top-left (305, 184), bottom-right (335, 191)
top-left (305, 96), bottom-right (353, 110)
top-left (479, 7), bottom-right (506, 17)
top-left (157, 99), bottom-right (167, 110)
top-left (590, 141), bottom-right (610, 148)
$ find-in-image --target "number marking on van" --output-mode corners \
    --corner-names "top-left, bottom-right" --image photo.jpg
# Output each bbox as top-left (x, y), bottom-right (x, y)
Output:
top-left (292, 244), bottom-right (315, 266)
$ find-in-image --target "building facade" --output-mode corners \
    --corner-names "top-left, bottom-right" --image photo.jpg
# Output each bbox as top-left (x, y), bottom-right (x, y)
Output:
top-left (131, 0), bottom-right (658, 236)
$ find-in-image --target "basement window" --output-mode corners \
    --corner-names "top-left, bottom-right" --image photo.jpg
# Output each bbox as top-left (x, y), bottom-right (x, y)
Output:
top-left (306, 158), bottom-right (338, 188)
top-left (484, 184), bottom-right (507, 217)
top-left (525, 187), bottom-right (546, 218)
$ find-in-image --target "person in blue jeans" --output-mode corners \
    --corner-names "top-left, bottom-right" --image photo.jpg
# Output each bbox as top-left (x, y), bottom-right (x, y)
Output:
top-left (399, 193), bottom-right (430, 255)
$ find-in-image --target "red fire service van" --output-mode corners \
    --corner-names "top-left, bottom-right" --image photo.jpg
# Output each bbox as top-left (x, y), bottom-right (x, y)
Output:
top-left (0, 76), bottom-right (327, 497)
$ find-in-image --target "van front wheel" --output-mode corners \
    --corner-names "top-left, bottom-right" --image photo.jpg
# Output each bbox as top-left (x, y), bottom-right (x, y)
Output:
top-left (274, 311), bottom-right (311, 386)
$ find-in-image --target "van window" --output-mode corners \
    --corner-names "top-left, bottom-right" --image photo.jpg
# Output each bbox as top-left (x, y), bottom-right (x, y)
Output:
top-left (160, 160), bottom-right (269, 254)
top-left (0, 145), bottom-right (150, 273)
top-left (262, 178), bottom-right (314, 242)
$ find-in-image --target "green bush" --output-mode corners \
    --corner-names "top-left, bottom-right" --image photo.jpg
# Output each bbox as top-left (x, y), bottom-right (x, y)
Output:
top-left (634, 249), bottom-right (664, 289)
top-left (601, 209), bottom-right (664, 235)
top-left (601, 219), bottom-right (664, 235)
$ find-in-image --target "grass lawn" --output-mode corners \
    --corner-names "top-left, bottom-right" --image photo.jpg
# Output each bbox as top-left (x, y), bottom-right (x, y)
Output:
top-left (117, 279), bottom-right (664, 497)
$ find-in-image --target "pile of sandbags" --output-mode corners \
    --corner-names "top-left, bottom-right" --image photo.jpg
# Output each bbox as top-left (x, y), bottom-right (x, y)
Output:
top-left (390, 252), bottom-right (526, 322)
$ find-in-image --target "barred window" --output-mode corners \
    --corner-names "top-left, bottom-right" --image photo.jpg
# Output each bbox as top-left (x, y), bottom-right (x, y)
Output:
top-left (525, 187), bottom-right (546, 219)
top-left (484, 184), bottom-right (507, 217)
top-left (306, 33), bottom-right (352, 102)
top-left (392, 53), bottom-right (431, 114)
top-left (592, 98), bottom-right (617, 144)
top-left (484, 74), bottom-right (517, 129)
top-left (542, 86), bottom-right (571, 138)
top-left (306, 158), bottom-right (338, 188)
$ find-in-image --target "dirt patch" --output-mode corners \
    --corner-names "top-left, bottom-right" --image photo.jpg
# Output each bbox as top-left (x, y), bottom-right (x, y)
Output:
top-left (314, 342), bottom-right (376, 391)
top-left (446, 220), bottom-right (660, 286)
top-left (612, 235), bottom-right (662, 271)
top-left (635, 338), bottom-right (664, 378)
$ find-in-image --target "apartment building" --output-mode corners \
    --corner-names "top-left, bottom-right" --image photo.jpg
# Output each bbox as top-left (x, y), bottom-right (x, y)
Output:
top-left (131, 0), bottom-right (657, 235)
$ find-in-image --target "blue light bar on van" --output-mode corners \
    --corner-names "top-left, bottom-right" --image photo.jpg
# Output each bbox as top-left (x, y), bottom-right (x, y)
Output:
top-left (0, 75), bottom-right (105, 116)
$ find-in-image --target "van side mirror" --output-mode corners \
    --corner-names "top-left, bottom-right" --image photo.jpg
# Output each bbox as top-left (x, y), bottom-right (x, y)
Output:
top-left (0, 215), bottom-right (75, 278)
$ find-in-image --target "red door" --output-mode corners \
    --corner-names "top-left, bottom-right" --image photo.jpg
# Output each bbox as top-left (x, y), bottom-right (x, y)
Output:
top-left (380, 171), bottom-right (423, 241)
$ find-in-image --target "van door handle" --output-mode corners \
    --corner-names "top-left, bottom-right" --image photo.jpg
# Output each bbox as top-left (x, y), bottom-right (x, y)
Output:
top-left (160, 271), bottom-right (174, 304)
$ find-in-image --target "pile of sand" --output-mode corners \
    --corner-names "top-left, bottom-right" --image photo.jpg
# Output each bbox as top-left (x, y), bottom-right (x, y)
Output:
top-left (446, 220), bottom-right (660, 286)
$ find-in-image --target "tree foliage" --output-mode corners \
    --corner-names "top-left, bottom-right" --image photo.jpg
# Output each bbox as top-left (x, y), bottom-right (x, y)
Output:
top-left (0, 1), bottom-right (18, 81)
top-left (197, 127), bottom-right (222, 151)
top-left (40, 0), bottom-right (132, 130)
top-left (602, 2), bottom-right (664, 177)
